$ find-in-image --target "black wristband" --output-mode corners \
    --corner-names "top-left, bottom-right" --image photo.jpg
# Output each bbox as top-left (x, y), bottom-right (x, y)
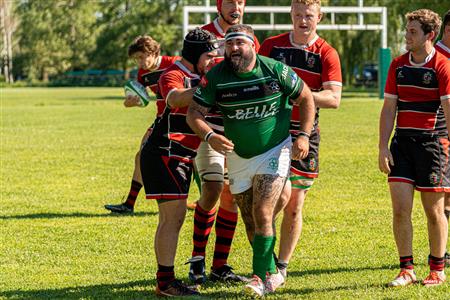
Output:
top-left (298, 131), bottom-right (310, 139)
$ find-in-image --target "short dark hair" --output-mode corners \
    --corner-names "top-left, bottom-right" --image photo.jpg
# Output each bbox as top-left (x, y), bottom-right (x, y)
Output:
top-left (128, 35), bottom-right (160, 58)
top-left (444, 10), bottom-right (450, 27)
top-left (225, 24), bottom-right (254, 36)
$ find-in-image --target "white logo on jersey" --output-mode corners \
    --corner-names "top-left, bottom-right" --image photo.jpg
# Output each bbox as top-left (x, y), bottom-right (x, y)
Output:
top-left (423, 72), bottom-right (432, 85)
top-left (281, 65), bottom-right (289, 80)
top-left (307, 56), bottom-right (315, 68)
top-left (227, 102), bottom-right (279, 120)
top-left (244, 85), bottom-right (260, 92)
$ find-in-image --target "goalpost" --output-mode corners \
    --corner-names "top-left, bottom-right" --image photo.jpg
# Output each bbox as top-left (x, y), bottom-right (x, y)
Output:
top-left (183, 3), bottom-right (390, 99)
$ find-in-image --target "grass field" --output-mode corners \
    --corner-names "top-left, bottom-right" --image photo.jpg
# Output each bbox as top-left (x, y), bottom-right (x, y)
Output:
top-left (1, 87), bottom-right (448, 299)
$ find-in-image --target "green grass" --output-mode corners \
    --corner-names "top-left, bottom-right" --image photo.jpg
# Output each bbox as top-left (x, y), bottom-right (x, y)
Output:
top-left (1, 88), bottom-right (448, 299)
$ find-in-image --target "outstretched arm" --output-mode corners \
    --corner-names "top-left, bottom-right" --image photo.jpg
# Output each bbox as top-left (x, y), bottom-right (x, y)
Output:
top-left (187, 101), bottom-right (234, 154)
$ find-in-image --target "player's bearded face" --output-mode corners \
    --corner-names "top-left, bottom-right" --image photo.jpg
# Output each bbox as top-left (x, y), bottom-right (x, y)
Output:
top-left (405, 20), bottom-right (429, 52)
top-left (224, 38), bottom-right (254, 73)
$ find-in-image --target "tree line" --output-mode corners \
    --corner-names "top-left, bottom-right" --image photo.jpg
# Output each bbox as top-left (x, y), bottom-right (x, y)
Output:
top-left (1, 0), bottom-right (448, 84)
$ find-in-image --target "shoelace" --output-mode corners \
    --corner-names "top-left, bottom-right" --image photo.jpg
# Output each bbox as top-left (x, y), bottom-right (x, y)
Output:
top-left (424, 272), bottom-right (441, 283)
top-left (397, 270), bottom-right (414, 281)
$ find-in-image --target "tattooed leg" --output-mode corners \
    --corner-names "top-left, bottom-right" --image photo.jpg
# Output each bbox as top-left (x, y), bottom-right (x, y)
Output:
top-left (234, 188), bottom-right (255, 243)
top-left (253, 174), bottom-right (287, 237)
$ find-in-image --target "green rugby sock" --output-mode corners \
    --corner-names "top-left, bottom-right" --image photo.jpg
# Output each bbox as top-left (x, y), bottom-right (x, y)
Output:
top-left (252, 235), bottom-right (276, 281)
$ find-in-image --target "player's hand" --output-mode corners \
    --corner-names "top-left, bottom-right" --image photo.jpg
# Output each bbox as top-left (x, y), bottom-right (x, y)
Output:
top-left (208, 134), bottom-right (234, 155)
top-left (124, 95), bottom-right (141, 107)
top-left (292, 136), bottom-right (309, 160)
top-left (378, 147), bottom-right (393, 174)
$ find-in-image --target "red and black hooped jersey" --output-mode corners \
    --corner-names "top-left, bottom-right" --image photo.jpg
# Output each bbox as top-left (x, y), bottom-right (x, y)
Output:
top-left (435, 40), bottom-right (450, 59)
top-left (146, 61), bottom-right (201, 162)
top-left (385, 49), bottom-right (450, 137)
top-left (137, 55), bottom-right (180, 117)
top-left (259, 32), bottom-right (342, 134)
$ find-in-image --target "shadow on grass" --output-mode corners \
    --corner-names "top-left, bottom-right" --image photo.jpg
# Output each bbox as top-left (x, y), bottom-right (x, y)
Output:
top-left (277, 282), bottom-right (387, 297)
top-left (0, 279), bottom-right (156, 299)
top-left (0, 279), bottom-right (237, 300)
top-left (288, 264), bottom-right (394, 278)
top-left (0, 211), bottom-right (157, 220)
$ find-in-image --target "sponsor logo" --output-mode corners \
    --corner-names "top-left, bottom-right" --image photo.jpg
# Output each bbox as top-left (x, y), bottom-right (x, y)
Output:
top-left (276, 52), bottom-right (287, 64)
top-left (227, 102), bottom-right (279, 120)
top-left (307, 56), bottom-right (316, 68)
top-left (268, 157), bottom-right (279, 171)
top-left (281, 65), bottom-right (289, 80)
top-left (397, 70), bottom-right (404, 79)
top-left (423, 71), bottom-right (432, 85)
top-left (243, 85), bottom-right (260, 92)
top-left (290, 73), bottom-right (298, 87)
top-left (222, 92), bottom-right (238, 99)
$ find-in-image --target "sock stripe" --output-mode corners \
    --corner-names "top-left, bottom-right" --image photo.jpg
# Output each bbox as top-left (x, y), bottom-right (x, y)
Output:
top-left (212, 208), bottom-right (238, 269)
top-left (192, 205), bottom-right (216, 257)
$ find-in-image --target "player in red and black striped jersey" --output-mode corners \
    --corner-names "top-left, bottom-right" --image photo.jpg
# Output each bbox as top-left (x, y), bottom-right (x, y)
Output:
top-left (259, 0), bottom-right (342, 284)
top-left (185, 0), bottom-right (258, 285)
top-left (140, 28), bottom-right (219, 297)
top-left (435, 10), bottom-right (450, 59)
top-left (379, 9), bottom-right (450, 287)
top-left (436, 9), bottom-right (450, 267)
top-left (104, 36), bottom-right (179, 214)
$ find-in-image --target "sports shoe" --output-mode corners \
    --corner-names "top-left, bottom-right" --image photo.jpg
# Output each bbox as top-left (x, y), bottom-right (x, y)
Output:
top-left (210, 264), bottom-right (249, 283)
top-left (422, 271), bottom-right (446, 287)
top-left (187, 256), bottom-right (207, 284)
top-left (244, 275), bottom-right (265, 297)
top-left (387, 269), bottom-right (417, 287)
top-left (265, 269), bottom-right (285, 293)
top-left (445, 252), bottom-right (450, 267)
top-left (104, 203), bottom-right (134, 214)
top-left (155, 280), bottom-right (199, 297)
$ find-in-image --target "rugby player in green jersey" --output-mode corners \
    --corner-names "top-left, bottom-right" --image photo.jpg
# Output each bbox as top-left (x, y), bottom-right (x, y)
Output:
top-left (187, 24), bottom-right (315, 297)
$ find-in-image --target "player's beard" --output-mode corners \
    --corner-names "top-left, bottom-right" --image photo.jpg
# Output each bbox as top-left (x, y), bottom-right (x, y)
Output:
top-left (225, 48), bottom-right (254, 73)
top-left (220, 11), bottom-right (241, 26)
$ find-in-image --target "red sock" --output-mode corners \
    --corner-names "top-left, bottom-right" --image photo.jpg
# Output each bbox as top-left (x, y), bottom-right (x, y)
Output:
top-left (192, 204), bottom-right (216, 257)
top-left (399, 256), bottom-right (414, 270)
top-left (124, 180), bottom-right (142, 207)
top-left (429, 255), bottom-right (445, 272)
top-left (157, 264), bottom-right (175, 289)
top-left (212, 207), bottom-right (238, 269)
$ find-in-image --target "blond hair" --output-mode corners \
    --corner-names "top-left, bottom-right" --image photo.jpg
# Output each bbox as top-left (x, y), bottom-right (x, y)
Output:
top-left (406, 9), bottom-right (442, 40)
top-left (291, 0), bottom-right (321, 9)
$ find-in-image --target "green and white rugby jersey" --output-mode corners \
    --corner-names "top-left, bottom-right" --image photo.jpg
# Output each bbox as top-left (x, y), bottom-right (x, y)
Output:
top-left (194, 55), bottom-right (303, 158)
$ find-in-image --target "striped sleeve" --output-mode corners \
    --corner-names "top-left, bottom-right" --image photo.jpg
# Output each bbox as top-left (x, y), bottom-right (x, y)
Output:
top-left (384, 59), bottom-right (398, 100)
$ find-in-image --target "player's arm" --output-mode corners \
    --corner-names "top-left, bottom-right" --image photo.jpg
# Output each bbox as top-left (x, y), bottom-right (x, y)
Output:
top-left (378, 97), bottom-right (397, 174)
top-left (315, 48), bottom-right (342, 109)
top-left (312, 84), bottom-right (342, 109)
top-left (187, 101), bottom-right (234, 154)
top-left (441, 99), bottom-right (450, 135)
top-left (292, 81), bottom-right (315, 160)
top-left (166, 87), bottom-right (197, 108)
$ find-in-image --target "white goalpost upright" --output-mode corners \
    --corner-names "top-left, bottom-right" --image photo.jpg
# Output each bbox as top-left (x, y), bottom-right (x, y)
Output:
top-left (183, 2), bottom-right (390, 98)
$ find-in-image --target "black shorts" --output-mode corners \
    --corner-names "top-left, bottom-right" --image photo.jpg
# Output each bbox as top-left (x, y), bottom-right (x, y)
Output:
top-left (290, 130), bottom-right (320, 179)
top-left (388, 135), bottom-right (450, 192)
top-left (140, 152), bottom-right (194, 200)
